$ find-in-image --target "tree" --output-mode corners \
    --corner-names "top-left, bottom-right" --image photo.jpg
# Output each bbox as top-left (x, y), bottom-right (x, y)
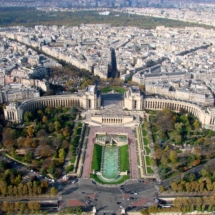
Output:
top-left (199, 181), bottom-right (205, 192)
top-left (52, 138), bottom-right (61, 149)
top-left (2, 202), bottom-right (14, 214)
top-left (28, 201), bottom-right (41, 213)
top-left (42, 116), bottom-right (48, 124)
top-left (0, 180), bottom-right (7, 195)
top-left (13, 186), bottom-right (18, 196)
top-left (36, 129), bottom-right (48, 138)
top-left (62, 126), bottom-right (72, 137)
top-left (185, 182), bottom-right (191, 192)
top-left (193, 119), bottom-right (200, 130)
top-left (200, 169), bottom-right (209, 177)
top-left (194, 197), bottom-right (203, 206)
top-left (174, 122), bottom-right (183, 132)
top-left (37, 145), bottom-right (55, 157)
top-left (188, 173), bottom-right (196, 182)
top-left (48, 122), bottom-right (54, 132)
top-left (35, 121), bottom-right (43, 133)
top-left (147, 206), bottom-right (159, 213)
top-left (10, 147), bottom-right (15, 158)
top-left (208, 205), bottom-right (214, 212)
top-left (50, 187), bottom-right (58, 196)
top-left (159, 185), bottom-right (165, 192)
top-left (186, 125), bottom-right (192, 136)
top-left (154, 148), bottom-right (162, 160)
top-left (171, 181), bottom-right (178, 192)
top-left (76, 206), bottom-right (82, 215)
top-left (37, 110), bottom-right (43, 116)
top-left (201, 204), bottom-right (205, 211)
top-left (23, 137), bottom-right (33, 147)
top-left (205, 159), bottom-right (215, 173)
top-left (45, 107), bottom-right (53, 115)
top-left (59, 148), bottom-right (65, 159)
top-left (192, 159), bottom-right (200, 167)
top-left (160, 155), bottom-right (168, 165)
top-left (128, 80), bottom-right (138, 86)
top-left (62, 140), bottom-right (69, 149)
top-left (155, 110), bottom-right (174, 132)
top-left (193, 146), bottom-right (202, 156)
top-left (180, 115), bottom-right (189, 124)
top-left (14, 175), bottom-right (21, 185)
top-left (174, 134), bottom-right (182, 144)
top-left (54, 121), bottom-right (61, 131)
top-left (37, 187), bottom-right (42, 195)
top-left (17, 137), bottom-right (26, 148)
top-left (48, 165), bottom-right (55, 175)
top-left (3, 128), bottom-right (16, 142)
top-left (24, 111), bottom-right (33, 123)
top-left (27, 126), bottom-right (34, 137)
top-left (169, 150), bottom-right (178, 163)
top-left (197, 137), bottom-right (205, 145)
top-left (17, 183), bottom-right (23, 196)
top-left (8, 185), bottom-right (13, 196)
top-left (81, 79), bottom-right (94, 89)
top-left (3, 139), bottom-right (14, 148)
top-left (15, 202), bottom-right (27, 214)
top-left (40, 180), bottom-right (49, 190)
top-left (54, 168), bottom-right (62, 178)
top-left (67, 207), bottom-right (75, 214)
top-left (24, 152), bottom-right (34, 163)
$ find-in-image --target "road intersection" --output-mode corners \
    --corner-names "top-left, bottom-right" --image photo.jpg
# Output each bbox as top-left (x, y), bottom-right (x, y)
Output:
top-left (59, 178), bottom-right (157, 213)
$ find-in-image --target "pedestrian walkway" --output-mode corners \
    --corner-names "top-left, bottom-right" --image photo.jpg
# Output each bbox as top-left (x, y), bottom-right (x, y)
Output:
top-left (136, 126), bottom-right (146, 178)
top-left (129, 198), bottom-right (147, 207)
top-left (67, 200), bottom-right (85, 207)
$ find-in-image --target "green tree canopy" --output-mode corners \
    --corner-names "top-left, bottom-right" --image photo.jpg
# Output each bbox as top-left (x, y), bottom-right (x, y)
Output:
top-left (24, 111), bottom-right (33, 123)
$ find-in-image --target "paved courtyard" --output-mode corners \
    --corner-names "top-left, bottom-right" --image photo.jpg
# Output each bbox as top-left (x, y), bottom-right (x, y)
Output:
top-left (103, 100), bottom-right (122, 109)
top-left (82, 126), bottom-right (138, 179)
top-left (102, 94), bottom-right (123, 109)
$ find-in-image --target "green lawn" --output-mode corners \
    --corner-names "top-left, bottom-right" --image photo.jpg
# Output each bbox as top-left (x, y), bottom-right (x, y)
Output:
top-left (145, 156), bottom-right (151, 166)
top-left (120, 145), bottom-right (129, 172)
top-left (101, 86), bottom-right (127, 94)
top-left (13, 155), bottom-right (23, 162)
top-left (66, 164), bottom-right (74, 173)
top-left (70, 156), bottom-right (76, 163)
top-left (145, 147), bottom-right (151, 155)
top-left (76, 127), bottom-right (82, 135)
top-left (90, 174), bottom-right (129, 185)
top-left (143, 138), bottom-right (148, 146)
top-left (142, 130), bottom-right (147, 136)
top-left (147, 167), bottom-right (154, 174)
top-left (91, 144), bottom-right (103, 171)
top-left (146, 110), bottom-right (158, 115)
top-left (71, 136), bottom-right (80, 144)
